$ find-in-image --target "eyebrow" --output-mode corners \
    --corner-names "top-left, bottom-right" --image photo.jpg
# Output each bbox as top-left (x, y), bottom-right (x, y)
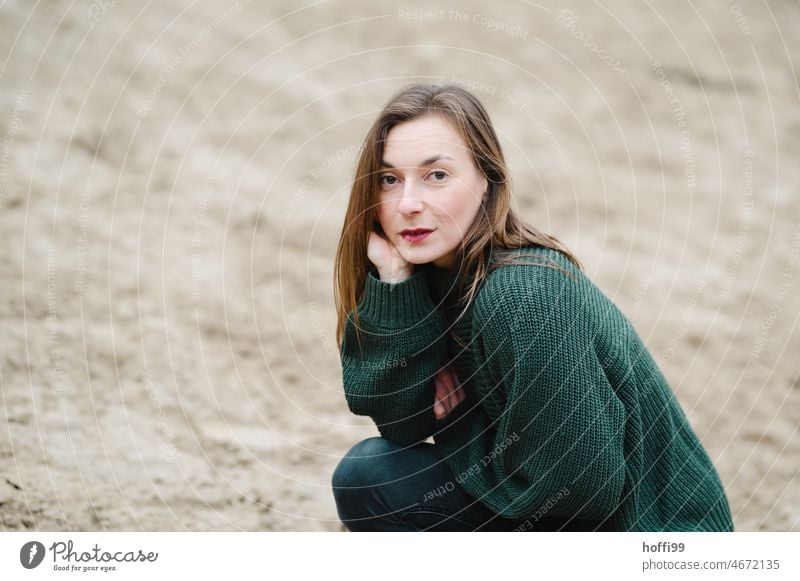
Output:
top-left (380, 154), bottom-right (455, 168)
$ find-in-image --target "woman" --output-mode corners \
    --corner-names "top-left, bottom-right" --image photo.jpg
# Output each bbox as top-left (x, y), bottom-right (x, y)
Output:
top-left (331, 83), bottom-right (734, 532)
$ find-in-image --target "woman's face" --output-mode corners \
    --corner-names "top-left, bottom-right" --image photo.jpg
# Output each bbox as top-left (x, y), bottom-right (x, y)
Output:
top-left (375, 114), bottom-right (488, 270)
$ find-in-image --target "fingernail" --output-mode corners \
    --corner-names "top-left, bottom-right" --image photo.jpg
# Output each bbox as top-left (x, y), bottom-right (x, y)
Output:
top-left (434, 403), bottom-right (443, 416)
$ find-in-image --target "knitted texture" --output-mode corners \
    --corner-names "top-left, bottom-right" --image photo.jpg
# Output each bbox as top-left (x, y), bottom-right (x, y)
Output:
top-left (339, 245), bottom-right (734, 531)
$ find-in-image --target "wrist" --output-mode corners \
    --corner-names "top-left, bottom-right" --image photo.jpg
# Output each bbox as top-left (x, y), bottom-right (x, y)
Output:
top-left (377, 258), bottom-right (414, 283)
top-left (378, 268), bottom-right (413, 284)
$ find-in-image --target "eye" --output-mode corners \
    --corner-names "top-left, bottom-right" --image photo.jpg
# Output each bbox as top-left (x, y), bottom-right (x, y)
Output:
top-left (379, 174), bottom-right (398, 187)
top-left (429, 170), bottom-right (448, 182)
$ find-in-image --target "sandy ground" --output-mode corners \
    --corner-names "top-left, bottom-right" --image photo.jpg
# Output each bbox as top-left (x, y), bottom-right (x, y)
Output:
top-left (0, 0), bottom-right (798, 531)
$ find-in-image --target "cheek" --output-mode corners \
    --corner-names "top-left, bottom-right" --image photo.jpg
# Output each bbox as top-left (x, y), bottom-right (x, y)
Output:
top-left (438, 188), bottom-right (482, 226)
top-left (375, 200), bottom-right (392, 229)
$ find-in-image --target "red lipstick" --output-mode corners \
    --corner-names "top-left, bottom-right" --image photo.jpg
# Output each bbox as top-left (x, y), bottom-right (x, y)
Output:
top-left (400, 228), bottom-right (433, 243)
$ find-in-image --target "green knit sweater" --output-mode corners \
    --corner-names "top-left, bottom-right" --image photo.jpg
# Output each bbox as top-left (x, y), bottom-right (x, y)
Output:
top-left (339, 245), bottom-right (734, 531)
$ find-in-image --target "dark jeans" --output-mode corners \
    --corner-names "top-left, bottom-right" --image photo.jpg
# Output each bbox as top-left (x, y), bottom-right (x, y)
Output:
top-left (331, 436), bottom-right (532, 531)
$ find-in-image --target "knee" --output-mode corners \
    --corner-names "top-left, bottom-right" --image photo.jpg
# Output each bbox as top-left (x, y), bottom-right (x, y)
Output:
top-left (332, 437), bottom-right (408, 529)
top-left (331, 437), bottom-right (399, 491)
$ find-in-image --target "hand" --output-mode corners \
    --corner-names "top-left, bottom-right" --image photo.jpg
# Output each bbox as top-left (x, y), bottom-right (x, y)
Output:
top-left (433, 364), bottom-right (466, 420)
top-left (368, 229), bottom-right (413, 283)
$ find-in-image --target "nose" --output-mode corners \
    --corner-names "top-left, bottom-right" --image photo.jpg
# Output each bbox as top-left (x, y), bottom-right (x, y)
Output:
top-left (397, 182), bottom-right (424, 215)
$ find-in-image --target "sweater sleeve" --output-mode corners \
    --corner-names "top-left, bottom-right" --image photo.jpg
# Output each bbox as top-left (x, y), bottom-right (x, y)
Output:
top-left (473, 265), bottom-right (626, 521)
top-left (339, 269), bottom-right (449, 446)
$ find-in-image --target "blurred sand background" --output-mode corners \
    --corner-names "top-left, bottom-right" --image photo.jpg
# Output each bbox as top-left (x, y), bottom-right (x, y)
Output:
top-left (0, 0), bottom-right (798, 531)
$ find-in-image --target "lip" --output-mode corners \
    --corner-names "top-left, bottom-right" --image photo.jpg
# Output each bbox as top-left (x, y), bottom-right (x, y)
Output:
top-left (400, 228), bottom-right (434, 243)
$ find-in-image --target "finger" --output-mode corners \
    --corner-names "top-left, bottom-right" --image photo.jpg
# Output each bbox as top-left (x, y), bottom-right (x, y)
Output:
top-left (439, 382), bottom-right (453, 415)
top-left (441, 368), bottom-right (459, 413)
top-left (434, 373), bottom-right (447, 402)
top-left (439, 365), bottom-right (456, 392)
top-left (433, 375), bottom-right (448, 418)
top-left (448, 380), bottom-right (466, 412)
top-left (445, 388), bottom-right (460, 413)
top-left (441, 367), bottom-right (460, 407)
top-left (433, 374), bottom-right (452, 419)
top-left (435, 367), bottom-right (451, 395)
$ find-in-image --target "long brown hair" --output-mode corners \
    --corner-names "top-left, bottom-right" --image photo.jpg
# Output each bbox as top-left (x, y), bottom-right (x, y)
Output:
top-left (333, 83), bottom-right (582, 349)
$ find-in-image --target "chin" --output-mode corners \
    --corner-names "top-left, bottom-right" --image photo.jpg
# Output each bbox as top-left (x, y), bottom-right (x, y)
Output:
top-left (403, 256), bottom-right (432, 266)
top-left (398, 248), bottom-right (440, 265)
